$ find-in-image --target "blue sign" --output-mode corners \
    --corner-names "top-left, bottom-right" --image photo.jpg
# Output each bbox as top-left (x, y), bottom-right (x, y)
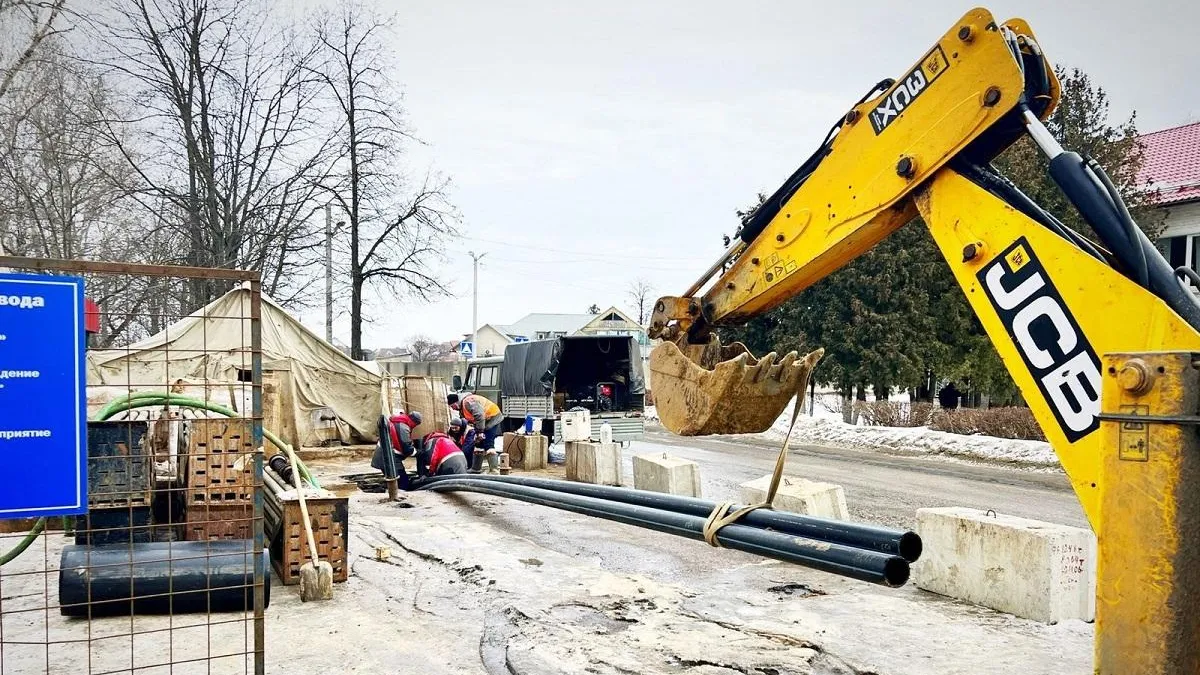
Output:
top-left (459, 341), bottom-right (474, 359)
top-left (513, 336), bottom-right (529, 343)
top-left (0, 273), bottom-right (88, 519)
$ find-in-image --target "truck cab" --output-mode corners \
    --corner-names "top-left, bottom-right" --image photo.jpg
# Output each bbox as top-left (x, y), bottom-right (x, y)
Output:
top-left (454, 356), bottom-right (503, 408)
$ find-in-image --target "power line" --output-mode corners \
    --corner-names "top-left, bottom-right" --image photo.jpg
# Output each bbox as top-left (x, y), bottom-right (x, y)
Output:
top-left (449, 253), bottom-right (702, 273)
top-left (451, 234), bottom-right (715, 262)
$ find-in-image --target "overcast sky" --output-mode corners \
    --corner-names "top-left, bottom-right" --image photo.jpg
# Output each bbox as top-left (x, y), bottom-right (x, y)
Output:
top-left (298, 0), bottom-right (1200, 351)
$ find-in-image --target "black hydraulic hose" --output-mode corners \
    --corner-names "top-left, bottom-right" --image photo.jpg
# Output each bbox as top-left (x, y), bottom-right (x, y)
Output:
top-left (951, 158), bottom-right (1108, 264)
top-left (1088, 156), bottom-right (1148, 285)
top-left (1047, 150), bottom-right (1200, 331)
top-left (420, 474), bottom-right (920, 562)
top-left (738, 78), bottom-right (896, 245)
top-left (419, 478), bottom-right (909, 587)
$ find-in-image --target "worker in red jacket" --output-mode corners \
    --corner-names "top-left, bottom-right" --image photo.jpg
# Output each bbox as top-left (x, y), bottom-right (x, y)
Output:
top-left (372, 411), bottom-right (423, 477)
top-left (416, 430), bottom-right (468, 477)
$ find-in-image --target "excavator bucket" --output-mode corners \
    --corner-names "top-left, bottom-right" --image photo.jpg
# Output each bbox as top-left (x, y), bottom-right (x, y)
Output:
top-left (649, 334), bottom-right (824, 436)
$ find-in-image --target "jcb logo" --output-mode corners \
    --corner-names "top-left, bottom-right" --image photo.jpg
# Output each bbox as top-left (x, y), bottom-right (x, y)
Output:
top-left (978, 238), bottom-right (1102, 442)
top-left (871, 46), bottom-right (949, 135)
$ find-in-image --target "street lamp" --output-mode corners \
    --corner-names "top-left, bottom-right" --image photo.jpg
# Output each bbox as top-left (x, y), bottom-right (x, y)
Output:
top-left (468, 250), bottom-right (487, 360)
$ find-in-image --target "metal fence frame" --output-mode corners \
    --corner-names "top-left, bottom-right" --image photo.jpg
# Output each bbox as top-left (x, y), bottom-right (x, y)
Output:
top-left (0, 256), bottom-right (266, 675)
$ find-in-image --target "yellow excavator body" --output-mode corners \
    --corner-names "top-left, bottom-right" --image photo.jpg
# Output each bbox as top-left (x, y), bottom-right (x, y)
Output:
top-left (646, 7), bottom-right (1200, 671)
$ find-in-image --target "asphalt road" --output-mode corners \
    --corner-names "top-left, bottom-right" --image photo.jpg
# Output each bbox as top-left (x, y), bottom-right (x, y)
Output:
top-left (441, 427), bottom-right (1088, 589)
top-left (637, 427), bottom-right (1089, 530)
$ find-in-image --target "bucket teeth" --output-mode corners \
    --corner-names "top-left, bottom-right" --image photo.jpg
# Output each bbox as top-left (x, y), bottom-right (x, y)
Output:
top-left (649, 335), bottom-right (823, 436)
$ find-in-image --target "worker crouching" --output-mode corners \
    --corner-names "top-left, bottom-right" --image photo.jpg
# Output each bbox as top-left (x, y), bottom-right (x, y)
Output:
top-left (416, 430), bottom-right (469, 477)
top-left (371, 410), bottom-right (423, 480)
top-left (448, 393), bottom-right (502, 474)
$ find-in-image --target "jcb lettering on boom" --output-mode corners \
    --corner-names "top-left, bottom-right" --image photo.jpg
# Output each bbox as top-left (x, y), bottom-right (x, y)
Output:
top-left (870, 46), bottom-right (950, 135)
top-left (978, 238), bottom-right (1102, 442)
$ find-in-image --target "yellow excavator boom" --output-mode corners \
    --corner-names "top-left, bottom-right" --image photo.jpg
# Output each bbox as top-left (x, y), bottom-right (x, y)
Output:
top-left (648, 7), bottom-right (1200, 672)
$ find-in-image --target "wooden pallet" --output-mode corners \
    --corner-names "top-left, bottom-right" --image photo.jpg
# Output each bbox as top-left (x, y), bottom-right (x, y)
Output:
top-left (186, 419), bottom-right (257, 504)
top-left (184, 502), bottom-right (256, 541)
top-left (264, 491), bottom-right (348, 585)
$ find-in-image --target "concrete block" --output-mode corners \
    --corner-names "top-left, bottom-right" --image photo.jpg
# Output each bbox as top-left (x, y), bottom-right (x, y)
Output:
top-left (501, 433), bottom-right (547, 471)
top-left (738, 475), bottom-right (848, 520)
top-left (632, 453), bottom-right (701, 497)
top-left (913, 507), bottom-right (1096, 623)
top-left (565, 441), bottom-right (621, 486)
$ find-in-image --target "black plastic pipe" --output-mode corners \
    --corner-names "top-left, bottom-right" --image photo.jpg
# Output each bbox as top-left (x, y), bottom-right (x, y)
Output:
top-left (59, 541), bottom-right (270, 617)
top-left (419, 478), bottom-right (909, 587)
top-left (419, 474), bottom-right (920, 562)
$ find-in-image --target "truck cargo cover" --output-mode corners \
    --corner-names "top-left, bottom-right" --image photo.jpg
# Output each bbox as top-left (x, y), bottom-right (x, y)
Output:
top-left (500, 335), bottom-right (645, 397)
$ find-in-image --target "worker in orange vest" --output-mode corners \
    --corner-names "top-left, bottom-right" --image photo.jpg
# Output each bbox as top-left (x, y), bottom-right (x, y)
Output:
top-left (447, 393), bottom-right (502, 473)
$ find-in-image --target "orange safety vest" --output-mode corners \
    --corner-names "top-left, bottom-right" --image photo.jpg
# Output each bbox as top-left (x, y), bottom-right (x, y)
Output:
top-left (461, 394), bottom-right (501, 422)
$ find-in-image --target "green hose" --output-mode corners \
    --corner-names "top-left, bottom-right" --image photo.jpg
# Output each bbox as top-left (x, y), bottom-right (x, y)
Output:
top-left (0, 516), bottom-right (46, 567)
top-left (3, 392), bottom-right (323, 567)
top-left (97, 392), bottom-right (320, 488)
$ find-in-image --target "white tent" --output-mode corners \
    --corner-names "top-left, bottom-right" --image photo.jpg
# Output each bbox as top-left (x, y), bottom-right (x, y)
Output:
top-left (87, 285), bottom-right (384, 446)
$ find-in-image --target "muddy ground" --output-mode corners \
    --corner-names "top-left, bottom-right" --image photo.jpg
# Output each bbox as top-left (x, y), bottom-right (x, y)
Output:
top-left (0, 433), bottom-right (1092, 674)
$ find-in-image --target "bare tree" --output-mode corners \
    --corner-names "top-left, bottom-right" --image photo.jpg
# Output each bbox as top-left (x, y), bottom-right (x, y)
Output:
top-left (0, 0), bottom-right (66, 102)
top-left (313, 0), bottom-right (457, 360)
top-left (0, 39), bottom-right (180, 345)
top-left (90, 0), bottom-right (339, 307)
top-left (626, 278), bottom-right (654, 325)
top-left (408, 335), bottom-right (446, 362)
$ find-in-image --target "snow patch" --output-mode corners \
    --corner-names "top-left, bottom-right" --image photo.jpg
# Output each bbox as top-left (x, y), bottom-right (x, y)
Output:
top-left (763, 396), bottom-right (1058, 467)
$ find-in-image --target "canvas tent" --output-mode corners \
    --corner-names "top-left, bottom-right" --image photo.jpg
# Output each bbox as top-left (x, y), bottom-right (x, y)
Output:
top-left (87, 285), bottom-right (384, 446)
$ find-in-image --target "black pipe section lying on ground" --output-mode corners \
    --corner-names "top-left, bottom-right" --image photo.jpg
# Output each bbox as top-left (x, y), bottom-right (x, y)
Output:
top-left (59, 541), bottom-right (270, 617)
top-left (419, 474), bottom-right (921, 562)
top-left (418, 478), bottom-right (909, 587)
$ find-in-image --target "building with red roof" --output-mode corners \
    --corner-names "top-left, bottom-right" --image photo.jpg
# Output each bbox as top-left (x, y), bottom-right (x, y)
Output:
top-left (1140, 121), bottom-right (1200, 272)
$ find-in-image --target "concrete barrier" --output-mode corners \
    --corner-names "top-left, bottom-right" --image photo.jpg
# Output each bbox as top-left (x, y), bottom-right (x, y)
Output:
top-left (501, 433), bottom-right (547, 471)
top-left (913, 507), bottom-right (1096, 623)
top-left (738, 475), bottom-right (848, 520)
top-left (565, 441), bottom-right (621, 486)
top-left (632, 453), bottom-right (701, 497)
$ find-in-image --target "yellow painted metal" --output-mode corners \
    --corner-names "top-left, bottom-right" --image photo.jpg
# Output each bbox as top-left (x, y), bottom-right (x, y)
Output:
top-left (706, 8), bottom-right (1044, 325)
top-left (916, 169), bottom-right (1200, 529)
top-left (642, 5), bottom-right (1200, 669)
top-left (1094, 353), bottom-right (1200, 674)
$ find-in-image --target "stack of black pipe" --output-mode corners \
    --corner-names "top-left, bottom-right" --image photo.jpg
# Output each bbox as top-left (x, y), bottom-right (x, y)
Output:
top-left (415, 475), bottom-right (919, 587)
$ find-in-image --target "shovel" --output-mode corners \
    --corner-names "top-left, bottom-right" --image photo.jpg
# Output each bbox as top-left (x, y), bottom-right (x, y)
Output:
top-left (281, 442), bottom-right (333, 601)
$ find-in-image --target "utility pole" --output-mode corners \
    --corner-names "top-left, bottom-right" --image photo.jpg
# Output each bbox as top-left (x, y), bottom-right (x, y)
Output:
top-left (468, 251), bottom-right (487, 360)
top-left (325, 204), bottom-right (334, 343)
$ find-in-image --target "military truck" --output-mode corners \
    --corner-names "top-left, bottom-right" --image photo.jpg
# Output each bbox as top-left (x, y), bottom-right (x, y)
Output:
top-left (454, 335), bottom-right (646, 443)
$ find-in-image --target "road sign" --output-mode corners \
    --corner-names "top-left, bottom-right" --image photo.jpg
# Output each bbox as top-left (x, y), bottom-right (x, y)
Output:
top-left (0, 273), bottom-right (88, 519)
top-left (459, 341), bottom-right (474, 359)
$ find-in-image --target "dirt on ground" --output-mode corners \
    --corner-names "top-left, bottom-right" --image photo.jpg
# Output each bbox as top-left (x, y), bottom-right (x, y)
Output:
top-left (1, 436), bottom-right (1093, 674)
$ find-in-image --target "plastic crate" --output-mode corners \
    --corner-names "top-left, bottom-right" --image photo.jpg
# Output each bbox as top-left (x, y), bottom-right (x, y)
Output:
top-left (74, 506), bottom-right (152, 545)
top-left (186, 419), bottom-right (256, 504)
top-left (86, 421), bottom-right (152, 508)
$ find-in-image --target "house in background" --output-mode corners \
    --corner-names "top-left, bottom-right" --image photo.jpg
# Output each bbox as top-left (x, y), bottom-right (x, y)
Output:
top-left (466, 307), bottom-right (655, 372)
top-left (1142, 122), bottom-right (1200, 274)
top-left (372, 347), bottom-right (413, 376)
